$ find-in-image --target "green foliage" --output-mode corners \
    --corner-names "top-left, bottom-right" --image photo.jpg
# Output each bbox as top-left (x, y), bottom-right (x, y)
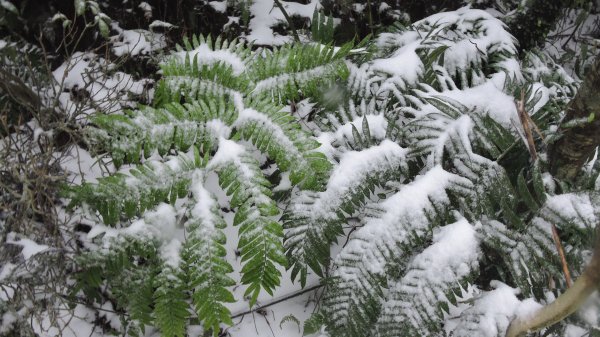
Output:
top-left (67, 7), bottom-right (598, 337)
top-left (69, 32), bottom-right (352, 334)
top-left (311, 10), bottom-right (335, 44)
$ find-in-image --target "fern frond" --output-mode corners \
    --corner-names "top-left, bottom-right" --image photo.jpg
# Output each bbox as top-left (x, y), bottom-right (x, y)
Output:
top-left (322, 166), bottom-right (472, 337)
top-left (208, 138), bottom-right (286, 303)
top-left (160, 35), bottom-right (251, 106)
top-left (77, 235), bottom-right (161, 328)
top-left (314, 99), bottom-right (396, 150)
top-left (479, 219), bottom-right (558, 297)
top-left (90, 98), bottom-right (237, 165)
top-left (376, 219), bottom-right (480, 337)
top-left (68, 154), bottom-right (199, 224)
top-left (235, 101), bottom-right (332, 190)
top-left (311, 10), bottom-right (335, 44)
top-left (153, 264), bottom-right (189, 337)
top-left (249, 42), bottom-right (353, 102)
top-left (183, 171), bottom-right (235, 335)
top-left (284, 140), bottom-right (407, 286)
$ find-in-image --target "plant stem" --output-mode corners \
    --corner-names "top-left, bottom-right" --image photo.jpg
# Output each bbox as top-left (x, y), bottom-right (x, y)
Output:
top-left (231, 284), bottom-right (323, 319)
top-left (505, 225), bottom-right (600, 337)
top-left (273, 0), bottom-right (300, 42)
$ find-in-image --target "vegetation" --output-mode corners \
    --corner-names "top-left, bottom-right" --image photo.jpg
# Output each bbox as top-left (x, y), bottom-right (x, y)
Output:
top-left (1, 1), bottom-right (599, 337)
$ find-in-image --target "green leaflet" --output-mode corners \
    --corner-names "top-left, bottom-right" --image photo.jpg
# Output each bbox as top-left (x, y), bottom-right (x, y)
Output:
top-left (153, 266), bottom-right (189, 337)
top-left (209, 139), bottom-right (286, 303)
top-left (184, 172), bottom-right (236, 335)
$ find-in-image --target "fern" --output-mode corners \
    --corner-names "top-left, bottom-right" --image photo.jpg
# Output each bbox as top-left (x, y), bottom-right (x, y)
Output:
top-left (376, 219), bottom-right (480, 337)
top-left (65, 6), bottom-right (598, 337)
top-left (321, 167), bottom-right (472, 337)
top-left (153, 265), bottom-right (189, 337)
top-left (235, 102), bottom-right (332, 190)
top-left (208, 139), bottom-right (286, 302)
top-left (183, 172), bottom-right (235, 335)
top-left (284, 140), bottom-right (407, 285)
top-left (68, 153), bottom-right (198, 224)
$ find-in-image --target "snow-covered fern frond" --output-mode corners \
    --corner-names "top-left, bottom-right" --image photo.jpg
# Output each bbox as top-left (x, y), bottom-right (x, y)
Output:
top-left (68, 153), bottom-right (199, 224)
top-left (284, 141), bottom-right (407, 285)
top-left (90, 97), bottom-right (237, 166)
top-left (320, 167), bottom-right (473, 337)
top-left (248, 42), bottom-right (353, 103)
top-left (66, 6), bottom-right (598, 337)
top-left (235, 100), bottom-right (332, 190)
top-left (208, 138), bottom-right (286, 303)
top-left (183, 172), bottom-right (236, 335)
top-left (376, 219), bottom-right (480, 337)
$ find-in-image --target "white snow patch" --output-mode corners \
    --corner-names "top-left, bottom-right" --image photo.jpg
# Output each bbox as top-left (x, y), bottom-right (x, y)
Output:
top-left (246, 0), bottom-right (320, 45)
top-left (111, 29), bottom-right (166, 57)
top-left (6, 234), bottom-right (49, 260)
top-left (145, 203), bottom-right (178, 240)
top-left (174, 43), bottom-right (246, 75)
top-left (439, 79), bottom-right (519, 129)
top-left (209, 1), bottom-right (227, 13)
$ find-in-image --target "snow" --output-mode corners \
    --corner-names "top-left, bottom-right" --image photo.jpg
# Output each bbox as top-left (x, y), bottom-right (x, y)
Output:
top-left (138, 1), bottom-right (151, 12)
top-left (234, 108), bottom-right (299, 159)
top-left (149, 20), bottom-right (175, 30)
top-left (415, 7), bottom-right (517, 67)
top-left (209, 1), bottom-right (227, 13)
top-left (145, 203), bottom-right (178, 241)
top-left (335, 166), bottom-right (471, 277)
top-left (189, 170), bottom-right (216, 222)
top-left (246, 0), bottom-right (320, 45)
top-left (13, 5), bottom-right (594, 337)
top-left (543, 193), bottom-right (598, 229)
top-left (439, 79), bottom-right (520, 129)
top-left (6, 234), bottom-right (49, 260)
top-left (273, 171), bottom-right (292, 192)
top-left (372, 32), bottom-right (424, 95)
top-left (564, 325), bottom-right (588, 337)
top-left (379, 219), bottom-right (480, 330)
top-left (210, 138), bottom-right (247, 166)
top-left (371, 40), bottom-right (423, 86)
top-left (52, 52), bottom-right (98, 89)
top-left (174, 43), bottom-right (246, 76)
top-left (452, 283), bottom-right (524, 337)
top-left (111, 29), bottom-right (166, 57)
top-left (324, 140), bottom-right (405, 206)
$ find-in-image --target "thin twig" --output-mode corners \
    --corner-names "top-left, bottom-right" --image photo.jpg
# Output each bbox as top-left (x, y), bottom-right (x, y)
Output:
top-left (551, 224), bottom-right (573, 288)
top-left (273, 0), bottom-right (300, 42)
top-left (516, 89), bottom-right (571, 286)
top-left (231, 284), bottom-right (323, 319)
top-left (515, 89), bottom-right (537, 161)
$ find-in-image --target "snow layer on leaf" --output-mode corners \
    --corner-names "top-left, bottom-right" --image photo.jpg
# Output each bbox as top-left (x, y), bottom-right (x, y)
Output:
top-left (111, 28), bottom-right (166, 57)
top-left (541, 193), bottom-right (598, 230)
top-left (404, 218), bottom-right (479, 282)
top-left (333, 114), bottom-right (388, 143)
top-left (209, 138), bottom-right (246, 167)
top-left (291, 140), bottom-right (406, 223)
top-left (189, 170), bottom-right (216, 224)
top-left (439, 79), bottom-right (519, 129)
top-left (144, 203), bottom-right (177, 240)
top-left (451, 282), bottom-right (541, 337)
top-left (371, 40), bottom-right (423, 88)
top-left (415, 7), bottom-right (517, 76)
top-left (174, 43), bottom-right (246, 75)
top-left (378, 219), bottom-right (480, 333)
top-left (336, 166), bottom-right (471, 277)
